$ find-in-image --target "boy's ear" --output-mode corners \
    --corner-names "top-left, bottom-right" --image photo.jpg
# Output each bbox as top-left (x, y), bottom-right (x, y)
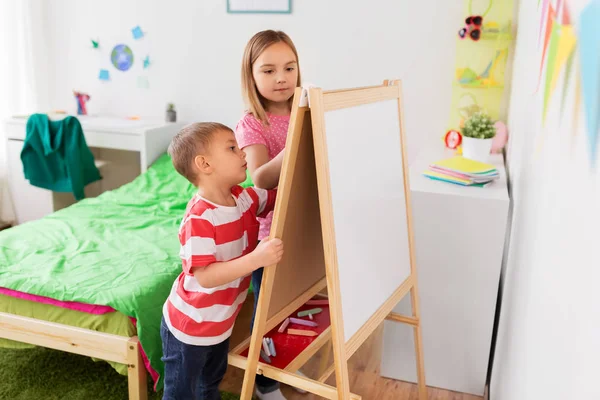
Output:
top-left (194, 155), bottom-right (212, 174)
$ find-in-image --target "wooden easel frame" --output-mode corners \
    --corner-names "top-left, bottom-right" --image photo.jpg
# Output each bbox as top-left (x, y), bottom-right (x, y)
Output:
top-left (228, 80), bottom-right (426, 400)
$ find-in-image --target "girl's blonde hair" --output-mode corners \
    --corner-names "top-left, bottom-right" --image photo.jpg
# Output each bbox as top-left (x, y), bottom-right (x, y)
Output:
top-left (241, 30), bottom-right (301, 125)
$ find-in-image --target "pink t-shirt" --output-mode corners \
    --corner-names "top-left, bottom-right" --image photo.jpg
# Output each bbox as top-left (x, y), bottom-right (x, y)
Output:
top-left (235, 112), bottom-right (290, 240)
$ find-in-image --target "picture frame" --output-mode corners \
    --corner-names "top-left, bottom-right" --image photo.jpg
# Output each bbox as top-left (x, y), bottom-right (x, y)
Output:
top-left (226, 0), bottom-right (292, 14)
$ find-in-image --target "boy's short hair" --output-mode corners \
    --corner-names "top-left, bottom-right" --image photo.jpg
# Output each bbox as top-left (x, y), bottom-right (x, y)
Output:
top-left (168, 122), bottom-right (232, 184)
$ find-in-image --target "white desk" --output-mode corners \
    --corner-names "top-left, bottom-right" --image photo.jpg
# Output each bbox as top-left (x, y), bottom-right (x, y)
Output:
top-left (3, 115), bottom-right (185, 224)
top-left (5, 115), bottom-right (185, 172)
top-left (380, 147), bottom-right (510, 396)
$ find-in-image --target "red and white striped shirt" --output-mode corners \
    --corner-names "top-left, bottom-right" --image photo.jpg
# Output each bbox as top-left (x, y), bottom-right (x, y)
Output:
top-left (163, 185), bottom-right (277, 345)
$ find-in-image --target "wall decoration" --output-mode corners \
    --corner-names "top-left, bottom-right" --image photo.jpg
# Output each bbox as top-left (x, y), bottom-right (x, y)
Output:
top-left (132, 26), bottom-right (144, 40)
top-left (227, 0), bottom-right (292, 14)
top-left (137, 76), bottom-right (150, 89)
top-left (534, 0), bottom-right (599, 167)
top-left (98, 69), bottom-right (110, 81)
top-left (578, 0), bottom-right (600, 166)
top-left (91, 26), bottom-right (152, 89)
top-left (111, 44), bottom-right (135, 71)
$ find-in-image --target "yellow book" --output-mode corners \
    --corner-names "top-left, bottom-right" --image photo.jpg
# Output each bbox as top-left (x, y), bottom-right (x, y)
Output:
top-left (430, 156), bottom-right (498, 176)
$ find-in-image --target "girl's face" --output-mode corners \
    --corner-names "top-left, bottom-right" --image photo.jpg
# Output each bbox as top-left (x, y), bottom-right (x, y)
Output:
top-left (252, 41), bottom-right (298, 107)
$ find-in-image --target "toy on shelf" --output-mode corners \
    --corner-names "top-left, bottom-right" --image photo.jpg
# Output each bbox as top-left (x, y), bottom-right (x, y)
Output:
top-left (459, 15), bottom-right (484, 41)
top-left (456, 48), bottom-right (508, 88)
top-left (73, 91), bottom-right (91, 115)
top-left (458, 0), bottom-right (492, 41)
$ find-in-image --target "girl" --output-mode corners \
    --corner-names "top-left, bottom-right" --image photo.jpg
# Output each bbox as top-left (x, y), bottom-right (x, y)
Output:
top-left (235, 30), bottom-right (302, 400)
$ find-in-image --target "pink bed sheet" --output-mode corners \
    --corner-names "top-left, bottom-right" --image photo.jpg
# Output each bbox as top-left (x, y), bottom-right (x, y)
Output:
top-left (0, 287), bottom-right (115, 314)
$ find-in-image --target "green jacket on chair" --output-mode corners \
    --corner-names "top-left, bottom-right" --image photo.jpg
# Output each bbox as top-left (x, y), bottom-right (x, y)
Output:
top-left (21, 114), bottom-right (101, 201)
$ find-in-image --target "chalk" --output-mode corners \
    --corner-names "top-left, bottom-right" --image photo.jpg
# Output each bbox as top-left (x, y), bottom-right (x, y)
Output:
top-left (267, 338), bottom-right (277, 357)
top-left (278, 318), bottom-right (290, 333)
top-left (262, 338), bottom-right (271, 357)
top-left (260, 349), bottom-right (271, 364)
top-left (290, 317), bottom-right (318, 327)
top-left (288, 329), bottom-right (318, 337)
top-left (306, 299), bottom-right (329, 306)
top-left (297, 308), bottom-right (322, 317)
top-left (309, 314), bottom-right (314, 320)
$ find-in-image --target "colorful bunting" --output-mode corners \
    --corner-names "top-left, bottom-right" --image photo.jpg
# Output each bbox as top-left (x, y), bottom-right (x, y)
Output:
top-left (578, 0), bottom-right (600, 167)
top-left (535, 4), bottom-right (556, 93)
top-left (538, 0), bottom-right (550, 45)
top-left (543, 24), bottom-right (577, 123)
top-left (542, 24), bottom-right (561, 123)
top-left (560, 46), bottom-right (577, 124)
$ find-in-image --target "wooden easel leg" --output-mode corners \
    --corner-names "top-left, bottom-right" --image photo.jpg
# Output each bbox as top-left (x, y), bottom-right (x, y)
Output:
top-left (410, 285), bottom-right (427, 399)
top-left (239, 267), bottom-right (277, 400)
top-left (127, 337), bottom-right (148, 400)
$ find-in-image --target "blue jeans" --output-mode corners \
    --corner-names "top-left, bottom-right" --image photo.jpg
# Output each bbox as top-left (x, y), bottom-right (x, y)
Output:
top-left (160, 318), bottom-right (229, 400)
top-left (251, 266), bottom-right (281, 394)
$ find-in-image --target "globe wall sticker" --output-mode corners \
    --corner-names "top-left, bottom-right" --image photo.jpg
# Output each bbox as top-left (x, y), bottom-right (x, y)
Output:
top-left (92, 26), bottom-right (149, 88)
top-left (111, 44), bottom-right (134, 71)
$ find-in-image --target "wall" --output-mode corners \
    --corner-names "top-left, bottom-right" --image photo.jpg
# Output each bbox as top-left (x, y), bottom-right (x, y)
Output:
top-left (43, 0), bottom-right (466, 163)
top-left (490, 0), bottom-right (600, 399)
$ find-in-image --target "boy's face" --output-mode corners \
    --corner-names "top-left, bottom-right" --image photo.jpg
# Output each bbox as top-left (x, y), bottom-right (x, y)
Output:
top-left (201, 129), bottom-right (247, 185)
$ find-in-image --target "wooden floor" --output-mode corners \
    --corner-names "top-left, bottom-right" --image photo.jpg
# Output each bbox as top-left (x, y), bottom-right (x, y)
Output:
top-left (221, 295), bottom-right (483, 400)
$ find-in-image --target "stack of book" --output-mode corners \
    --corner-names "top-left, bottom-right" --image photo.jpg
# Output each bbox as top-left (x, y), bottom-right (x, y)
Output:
top-left (423, 156), bottom-right (499, 187)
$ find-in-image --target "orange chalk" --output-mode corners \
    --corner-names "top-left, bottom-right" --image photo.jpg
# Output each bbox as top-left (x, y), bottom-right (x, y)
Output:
top-left (287, 329), bottom-right (318, 337)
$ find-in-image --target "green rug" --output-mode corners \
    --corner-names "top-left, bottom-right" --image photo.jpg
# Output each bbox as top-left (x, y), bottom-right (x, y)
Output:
top-left (0, 347), bottom-right (240, 400)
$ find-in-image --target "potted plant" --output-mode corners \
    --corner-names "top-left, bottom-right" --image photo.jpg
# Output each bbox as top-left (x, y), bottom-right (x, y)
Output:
top-left (461, 111), bottom-right (496, 162)
top-left (165, 103), bottom-right (177, 122)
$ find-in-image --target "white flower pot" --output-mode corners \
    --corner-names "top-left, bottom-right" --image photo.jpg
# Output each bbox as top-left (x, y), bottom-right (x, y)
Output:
top-left (462, 136), bottom-right (494, 162)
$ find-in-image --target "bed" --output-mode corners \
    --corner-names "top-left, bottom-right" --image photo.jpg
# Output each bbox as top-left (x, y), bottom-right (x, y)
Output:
top-left (0, 153), bottom-right (213, 399)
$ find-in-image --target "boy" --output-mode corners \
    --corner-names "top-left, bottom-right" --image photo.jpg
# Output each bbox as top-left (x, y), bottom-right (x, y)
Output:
top-left (161, 122), bottom-right (283, 400)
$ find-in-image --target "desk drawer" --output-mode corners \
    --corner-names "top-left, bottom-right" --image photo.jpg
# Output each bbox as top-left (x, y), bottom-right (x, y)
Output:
top-left (82, 130), bottom-right (141, 151)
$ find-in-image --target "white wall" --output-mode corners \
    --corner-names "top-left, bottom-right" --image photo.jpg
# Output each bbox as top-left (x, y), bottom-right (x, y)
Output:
top-left (490, 0), bottom-right (600, 399)
top-left (43, 0), bottom-right (465, 163)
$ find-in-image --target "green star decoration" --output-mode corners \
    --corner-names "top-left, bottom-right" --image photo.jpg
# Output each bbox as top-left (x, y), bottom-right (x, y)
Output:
top-left (91, 39), bottom-right (99, 49)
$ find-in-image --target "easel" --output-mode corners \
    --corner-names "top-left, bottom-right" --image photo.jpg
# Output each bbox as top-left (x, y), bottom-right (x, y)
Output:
top-left (228, 80), bottom-right (427, 399)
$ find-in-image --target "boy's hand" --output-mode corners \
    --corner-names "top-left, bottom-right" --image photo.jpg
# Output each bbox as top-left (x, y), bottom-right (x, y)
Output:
top-left (253, 238), bottom-right (284, 267)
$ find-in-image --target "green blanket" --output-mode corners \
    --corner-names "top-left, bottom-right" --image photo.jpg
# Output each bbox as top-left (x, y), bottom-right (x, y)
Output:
top-left (0, 154), bottom-right (198, 390)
